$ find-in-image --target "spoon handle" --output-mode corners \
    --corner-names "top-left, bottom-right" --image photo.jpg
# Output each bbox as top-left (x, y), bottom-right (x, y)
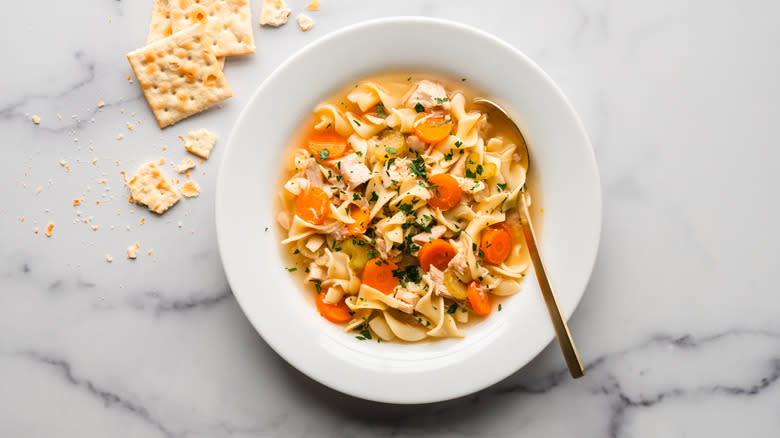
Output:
top-left (518, 194), bottom-right (585, 378)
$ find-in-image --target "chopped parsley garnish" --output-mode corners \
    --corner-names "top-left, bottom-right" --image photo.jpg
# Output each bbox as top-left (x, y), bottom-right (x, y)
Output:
top-left (285, 267), bottom-right (297, 272)
top-left (385, 146), bottom-right (397, 155)
top-left (496, 183), bottom-right (507, 192)
top-left (393, 265), bottom-right (423, 285)
top-left (498, 304), bottom-right (503, 311)
top-left (318, 149), bottom-right (330, 160)
top-left (435, 97), bottom-right (449, 105)
top-left (443, 150), bottom-right (454, 161)
top-left (447, 303), bottom-right (459, 314)
top-left (409, 156), bottom-right (427, 180)
top-left (353, 119), bottom-right (361, 127)
top-left (293, 249), bottom-right (300, 254)
top-left (353, 193), bottom-right (362, 201)
top-left (398, 202), bottom-right (414, 215)
top-left (407, 76), bottom-right (412, 81)
top-left (461, 77), bottom-right (467, 82)
top-left (477, 248), bottom-right (485, 258)
top-left (264, 227), bottom-right (269, 232)
top-left (454, 140), bottom-right (463, 148)
top-left (376, 103), bottom-right (388, 117)
top-left (414, 102), bottom-right (425, 113)
top-left (309, 279), bottom-right (322, 293)
top-left (353, 323), bottom-right (372, 341)
top-left (367, 248), bottom-right (379, 259)
top-left (369, 191), bottom-right (379, 202)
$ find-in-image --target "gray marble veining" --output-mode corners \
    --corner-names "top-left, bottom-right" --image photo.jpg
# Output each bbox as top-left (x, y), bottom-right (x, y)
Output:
top-left (1, 0), bottom-right (779, 437)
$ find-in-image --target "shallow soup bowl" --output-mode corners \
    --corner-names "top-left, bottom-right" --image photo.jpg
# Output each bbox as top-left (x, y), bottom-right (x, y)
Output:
top-left (216, 17), bottom-right (601, 404)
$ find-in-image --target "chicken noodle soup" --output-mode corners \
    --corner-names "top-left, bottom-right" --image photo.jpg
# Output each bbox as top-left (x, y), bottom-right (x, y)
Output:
top-left (276, 73), bottom-right (533, 343)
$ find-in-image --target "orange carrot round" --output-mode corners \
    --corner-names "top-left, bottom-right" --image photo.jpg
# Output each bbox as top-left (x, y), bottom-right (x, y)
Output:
top-left (417, 239), bottom-right (456, 272)
top-left (315, 290), bottom-right (352, 323)
top-left (295, 186), bottom-right (330, 224)
top-left (306, 129), bottom-right (347, 160)
top-left (361, 258), bottom-right (400, 294)
top-left (345, 204), bottom-right (370, 236)
top-left (467, 281), bottom-right (491, 316)
top-left (480, 224), bottom-right (512, 264)
top-left (427, 173), bottom-right (462, 211)
top-left (413, 113), bottom-right (453, 143)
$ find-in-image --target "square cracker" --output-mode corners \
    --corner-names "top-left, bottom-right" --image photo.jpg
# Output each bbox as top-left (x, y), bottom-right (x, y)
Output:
top-left (147, 0), bottom-right (173, 44)
top-left (128, 162), bottom-right (181, 214)
top-left (169, 0), bottom-right (255, 57)
top-left (148, 0), bottom-right (225, 69)
top-left (127, 24), bottom-right (232, 128)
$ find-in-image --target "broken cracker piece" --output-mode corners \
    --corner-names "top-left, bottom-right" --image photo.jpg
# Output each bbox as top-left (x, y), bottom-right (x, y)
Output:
top-left (127, 242), bottom-right (139, 259)
top-left (127, 161), bottom-right (181, 214)
top-left (175, 157), bottom-right (197, 173)
top-left (126, 24), bottom-right (232, 128)
top-left (180, 180), bottom-right (201, 197)
top-left (297, 14), bottom-right (314, 32)
top-left (45, 223), bottom-right (54, 237)
top-left (306, 0), bottom-right (320, 11)
top-left (32, 115), bottom-right (41, 124)
top-left (260, 0), bottom-right (291, 27)
top-left (106, 255), bottom-right (113, 263)
top-left (184, 129), bottom-right (217, 159)
top-left (169, 0), bottom-right (254, 57)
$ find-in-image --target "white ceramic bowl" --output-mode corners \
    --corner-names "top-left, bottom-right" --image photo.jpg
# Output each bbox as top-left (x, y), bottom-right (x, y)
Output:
top-left (216, 17), bottom-right (601, 404)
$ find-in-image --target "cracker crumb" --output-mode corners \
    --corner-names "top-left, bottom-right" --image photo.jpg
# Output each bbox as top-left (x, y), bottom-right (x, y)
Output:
top-left (147, 250), bottom-right (153, 256)
top-left (162, 145), bottom-right (168, 151)
top-left (116, 134), bottom-right (124, 140)
top-left (297, 14), bottom-right (314, 32)
top-left (91, 225), bottom-right (99, 231)
top-left (98, 101), bottom-right (105, 108)
top-left (98, 179), bottom-right (107, 184)
top-left (36, 186), bottom-right (42, 194)
top-left (106, 254), bottom-right (113, 263)
top-left (140, 218), bottom-right (145, 225)
top-left (34, 227), bottom-right (39, 234)
top-left (127, 123), bottom-right (134, 131)
top-left (306, 0), bottom-right (320, 10)
top-left (20, 217), bottom-right (25, 222)
top-left (58, 160), bottom-right (67, 166)
top-left (260, 0), bottom-right (292, 27)
top-left (127, 242), bottom-right (139, 259)
top-left (57, 114), bottom-right (62, 120)
top-left (158, 157), bottom-right (165, 165)
top-left (91, 158), bottom-right (98, 165)
top-left (120, 109), bottom-right (125, 113)
top-left (180, 181), bottom-right (201, 198)
top-left (175, 157), bottom-right (197, 173)
top-left (32, 115), bottom-right (41, 124)
top-left (73, 199), bottom-right (81, 206)
top-left (45, 223), bottom-right (54, 237)
top-left (184, 129), bottom-right (217, 159)
top-left (178, 221), bottom-right (183, 228)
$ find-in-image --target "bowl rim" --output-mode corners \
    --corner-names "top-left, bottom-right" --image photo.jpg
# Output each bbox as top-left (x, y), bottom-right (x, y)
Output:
top-left (216, 16), bottom-right (602, 404)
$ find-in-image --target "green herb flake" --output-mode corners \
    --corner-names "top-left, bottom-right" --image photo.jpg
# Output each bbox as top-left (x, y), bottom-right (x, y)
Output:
top-left (498, 304), bottom-right (503, 311)
top-left (353, 119), bottom-right (361, 127)
top-left (435, 97), bottom-right (449, 105)
top-left (414, 102), bottom-right (425, 113)
top-left (376, 103), bottom-right (388, 117)
top-left (285, 267), bottom-right (297, 272)
top-left (318, 149), bottom-right (330, 160)
top-left (385, 146), bottom-right (398, 155)
top-left (447, 303), bottom-right (459, 314)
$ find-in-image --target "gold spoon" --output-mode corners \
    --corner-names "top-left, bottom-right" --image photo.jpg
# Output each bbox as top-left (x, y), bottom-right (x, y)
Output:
top-left (473, 97), bottom-right (585, 379)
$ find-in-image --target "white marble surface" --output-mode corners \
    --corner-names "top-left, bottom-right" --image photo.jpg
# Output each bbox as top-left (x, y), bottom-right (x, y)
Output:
top-left (1, 0), bottom-right (778, 436)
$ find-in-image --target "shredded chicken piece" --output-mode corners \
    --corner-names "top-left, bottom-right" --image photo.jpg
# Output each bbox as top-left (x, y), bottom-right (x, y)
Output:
top-left (307, 262), bottom-right (327, 282)
top-left (395, 288), bottom-right (421, 314)
top-left (412, 225), bottom-right (447, 245)
top-left (302, 159), bottom-right (324, 188)
top-left (447, 249), bottom-right (470, 282)
top-left (337, 153), bottom-right (371, 188)
top-left (404, 80), bottom-right (450, 111)
top-left (380, 156), bottom-right (411, 187)
top-left (425, 265), bottom-right (454, 299)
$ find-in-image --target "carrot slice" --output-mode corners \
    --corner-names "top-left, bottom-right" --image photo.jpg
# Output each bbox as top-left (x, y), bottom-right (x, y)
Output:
top-left (480, 224), bottom-right (512, 264)
top-left (345, 204), bottom-right (370, 236)
top-left (361, 258), bottom-right (400, 294)
top-left (306, 129), bottom-right (347, 161)
top-left (295, 186), bottom-right (330, 224)
top-left (315, 290), bottom-right (352, 323)
top-left (467, 281), bottom-right (491, 316)
top-left (427, 173), bottom-right (462, 211)
top-left (418, 238), bottom-right (456, 272)
top-left (413, 113), bottom-right (453, 143)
